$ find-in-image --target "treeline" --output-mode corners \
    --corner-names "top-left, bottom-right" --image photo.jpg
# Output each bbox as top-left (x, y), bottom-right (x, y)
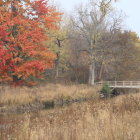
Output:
top-left (47, 0), bottom-right (140, 85)
top-left (0, 0), bottom-right (140, 86)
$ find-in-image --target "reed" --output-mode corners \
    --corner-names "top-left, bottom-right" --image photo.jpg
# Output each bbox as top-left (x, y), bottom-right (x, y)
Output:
top-left (0, 93), bottom-right (140, 140)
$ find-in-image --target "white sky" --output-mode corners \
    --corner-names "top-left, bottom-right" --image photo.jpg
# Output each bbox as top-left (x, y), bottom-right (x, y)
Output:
top-left (55, 0), bottom-right (140, 37)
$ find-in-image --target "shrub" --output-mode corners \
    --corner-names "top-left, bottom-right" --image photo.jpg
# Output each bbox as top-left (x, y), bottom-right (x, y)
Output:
top-left (100, 84), bottom-right (111, 98)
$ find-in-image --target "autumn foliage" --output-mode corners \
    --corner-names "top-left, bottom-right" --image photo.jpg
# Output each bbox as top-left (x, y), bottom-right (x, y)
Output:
top-left (0, 0), bottom-right (61, 85)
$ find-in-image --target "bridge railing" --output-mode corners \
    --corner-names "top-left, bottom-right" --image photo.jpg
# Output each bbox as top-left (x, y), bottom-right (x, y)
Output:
top-left (95, 81), bottom-right (140, 87)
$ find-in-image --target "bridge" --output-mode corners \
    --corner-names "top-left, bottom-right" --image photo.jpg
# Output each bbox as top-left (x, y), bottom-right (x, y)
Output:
top-left (95, 81), bottom-right (140, 89)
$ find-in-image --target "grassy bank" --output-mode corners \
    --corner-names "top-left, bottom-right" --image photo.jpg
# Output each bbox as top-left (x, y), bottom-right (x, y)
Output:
top-left (0, 93), bottom-right (140, 140)
top-left (0, 84), bottom-right (99, 113)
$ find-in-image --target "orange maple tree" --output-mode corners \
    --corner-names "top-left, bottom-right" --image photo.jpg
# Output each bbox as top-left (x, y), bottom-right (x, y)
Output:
top-left (0, 0), bottom-right (61, 85)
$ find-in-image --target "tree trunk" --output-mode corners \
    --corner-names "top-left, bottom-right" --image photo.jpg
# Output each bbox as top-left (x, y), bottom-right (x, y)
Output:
top-left (55, 52), bottom-right (60, 79)
top-left (88, 61), bottom-right (95, 85)
top-left (12, 75), bottom-right (21, 84)
top-left (98, 62), bottom-right (103, 81)
top-left (55, 64), bottom-right (59, 79)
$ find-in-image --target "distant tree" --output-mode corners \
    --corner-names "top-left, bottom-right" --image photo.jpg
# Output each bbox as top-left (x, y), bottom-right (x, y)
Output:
top-left (110, 31), bottom-right (140, 80)
top-left (70, 0), bottom-right (122, 85)
top-left (48, 29), bottom-right (68, 79)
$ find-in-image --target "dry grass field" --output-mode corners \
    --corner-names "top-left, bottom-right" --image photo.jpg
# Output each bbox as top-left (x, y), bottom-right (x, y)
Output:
top-left (0, 86), bottom-right (140, 140)
top-left (0, 84), bottom-right (99, 107)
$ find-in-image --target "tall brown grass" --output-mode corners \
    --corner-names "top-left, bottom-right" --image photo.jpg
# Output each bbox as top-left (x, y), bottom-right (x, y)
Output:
top-left (0, 84), bottom-right (99, 106)
top-left (0, 93), bottom-right (140, 140)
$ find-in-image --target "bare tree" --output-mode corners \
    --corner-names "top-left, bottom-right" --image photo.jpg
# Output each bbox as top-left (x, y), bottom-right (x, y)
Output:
top-left (70, 0), bottom-right (122, 85)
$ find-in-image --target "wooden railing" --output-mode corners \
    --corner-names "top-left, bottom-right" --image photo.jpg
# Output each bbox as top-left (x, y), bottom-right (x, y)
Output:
top-left (95, 81), bottom-right (140, 88)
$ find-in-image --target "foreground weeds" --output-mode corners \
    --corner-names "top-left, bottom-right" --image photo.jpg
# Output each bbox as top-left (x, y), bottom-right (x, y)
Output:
top-left (0, 93), bottom-right (140, 140)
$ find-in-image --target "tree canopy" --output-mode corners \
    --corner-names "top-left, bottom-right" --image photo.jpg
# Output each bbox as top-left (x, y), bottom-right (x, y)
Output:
top-left (0, 0), bottom-right (61, 85)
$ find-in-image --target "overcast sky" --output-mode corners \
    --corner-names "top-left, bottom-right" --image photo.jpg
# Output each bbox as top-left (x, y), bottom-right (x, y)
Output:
top-left (55, 0), bottom-right (140, 37)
